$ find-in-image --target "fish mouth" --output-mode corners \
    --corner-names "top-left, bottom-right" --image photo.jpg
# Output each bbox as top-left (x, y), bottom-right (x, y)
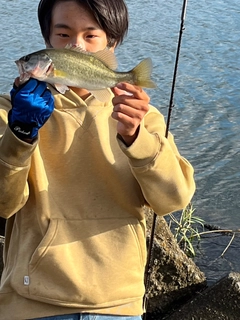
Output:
top-left (14, 59), bottom-right (53, 82)
top-left (15, 59), bottom-right (24, 74)
top-left (45, 61), bottom-right (54, 76)
top-left (15, 60), bottom-right (31, 83)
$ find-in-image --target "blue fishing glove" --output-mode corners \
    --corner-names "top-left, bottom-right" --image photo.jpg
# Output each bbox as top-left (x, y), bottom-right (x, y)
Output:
top-left (9, 78), bottom-right (54, 140)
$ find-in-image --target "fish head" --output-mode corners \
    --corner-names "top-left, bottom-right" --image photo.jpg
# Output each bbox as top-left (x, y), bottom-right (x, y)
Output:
top-left (15, 52), bottom-right (53, 83)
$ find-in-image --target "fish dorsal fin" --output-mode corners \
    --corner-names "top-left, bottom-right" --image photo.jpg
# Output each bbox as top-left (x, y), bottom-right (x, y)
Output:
top-left (64, 44), bottom-right (85, 51)
top-left (92, 49), bottom-right (118, 70)
top-left (64, 44), bottom-right (89, 54)
top-left (64, 44), bottom-right (117, 70)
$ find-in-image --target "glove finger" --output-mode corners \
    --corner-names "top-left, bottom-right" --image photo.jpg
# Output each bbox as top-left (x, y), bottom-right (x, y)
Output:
top-left (40, 86), bottom-right (52, 98)
top-left (10, 78), bottom-right (22, 99)
top-left (43, 89), bottom-right (55, 111)
top-left (10, 78), bottom-right (39, 100)
top-left (33, 81), bottom-right (49, 96)
top-left (17, 78), bottom-right (39, 93)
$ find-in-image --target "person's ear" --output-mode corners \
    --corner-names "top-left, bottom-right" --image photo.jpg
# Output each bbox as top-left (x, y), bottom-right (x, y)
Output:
top-left (108, 42), bottom-right (117, 52)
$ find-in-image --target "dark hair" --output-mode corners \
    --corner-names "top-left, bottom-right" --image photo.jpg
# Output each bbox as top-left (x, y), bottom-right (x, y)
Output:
top-left (38, 0), bottom-right (129, 47)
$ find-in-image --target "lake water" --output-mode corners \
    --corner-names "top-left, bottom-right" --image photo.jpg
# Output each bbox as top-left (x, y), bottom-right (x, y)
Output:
top-left (0, 0), bottom-right (239, 284)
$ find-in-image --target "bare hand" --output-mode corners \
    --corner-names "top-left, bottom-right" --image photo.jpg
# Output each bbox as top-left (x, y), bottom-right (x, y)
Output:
top-left (111, 83), bottom-right (150, 146)
top-left (13, 77), bottom-right (21, 87)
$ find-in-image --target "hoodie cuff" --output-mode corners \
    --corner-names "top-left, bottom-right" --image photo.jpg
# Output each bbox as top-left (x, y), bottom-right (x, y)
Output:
top-left (117, 122), bottom-right (161, 167)
top-left (0, 126), bottom-right (37, 167)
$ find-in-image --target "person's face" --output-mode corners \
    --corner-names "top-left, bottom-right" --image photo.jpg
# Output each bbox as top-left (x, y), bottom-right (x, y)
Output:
top-left (49, 1), bottom-right (112, 53)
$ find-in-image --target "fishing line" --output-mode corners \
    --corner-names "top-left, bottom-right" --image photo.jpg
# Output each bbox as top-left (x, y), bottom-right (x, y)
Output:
top-left (143, 0), bottom-right (188, 318)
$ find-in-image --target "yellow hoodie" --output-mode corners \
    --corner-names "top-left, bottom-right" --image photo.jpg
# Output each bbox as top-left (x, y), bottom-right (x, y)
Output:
top-left (0, 87), bottom-right (195, 320)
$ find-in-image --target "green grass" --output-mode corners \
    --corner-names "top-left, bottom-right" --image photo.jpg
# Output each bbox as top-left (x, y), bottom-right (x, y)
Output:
top-left (169, 203), bottom-right (205, 257)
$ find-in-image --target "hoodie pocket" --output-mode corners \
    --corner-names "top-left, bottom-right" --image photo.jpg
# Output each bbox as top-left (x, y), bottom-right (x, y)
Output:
top-left (27, 218), bottom-right (146, 307)
top-left (29, 218), bottom-right (59, 271)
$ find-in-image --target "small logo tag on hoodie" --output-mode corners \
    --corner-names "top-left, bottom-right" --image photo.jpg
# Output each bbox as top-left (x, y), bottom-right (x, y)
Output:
top-left (24, 276), bottom-right (30, 286)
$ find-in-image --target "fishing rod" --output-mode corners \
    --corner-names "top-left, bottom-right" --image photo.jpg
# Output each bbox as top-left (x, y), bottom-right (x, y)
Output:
top-left (143, 0), bottom-right (188, 318)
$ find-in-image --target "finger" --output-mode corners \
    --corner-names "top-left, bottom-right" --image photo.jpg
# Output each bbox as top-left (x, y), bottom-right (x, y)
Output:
top-left (116, 82), bottom-right (149, 101)
top-left (15, 78), bottom-right (39, 93)
top-left (112, 88), bottom-right (148, 106)
top-left (112, 86), bottom-right (133, 97)
top-left (112, 103), bottom-right (147, 125)
top-left (111, 111), bottom-right (139, 137)
top-left (44, 89), bottom-right (55, 107)
top-left (37, 84), bottom-right (50, 98)
top-left (13, 77), bottom-right (20, 88)
top-left (11, 78), bottom-right (37, 100)
top-left (113, 97), bottom-right (150, 116)
top-left (113, 104), bottom-right (134, 118)
top-left (112, 110), bottom-right (134, 129)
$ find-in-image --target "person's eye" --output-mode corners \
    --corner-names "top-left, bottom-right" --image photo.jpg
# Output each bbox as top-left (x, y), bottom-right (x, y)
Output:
top-left (57, 33), bottom-right (69, 38)
top-left (86, 34), bottom-right (98, 39)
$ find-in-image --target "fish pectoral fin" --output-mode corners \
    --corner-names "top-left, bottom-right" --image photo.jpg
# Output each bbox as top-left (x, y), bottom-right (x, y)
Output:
top-left (54, 83), bottom-right (69, 94)
top-left (90, 89), bottom-right (113, 103)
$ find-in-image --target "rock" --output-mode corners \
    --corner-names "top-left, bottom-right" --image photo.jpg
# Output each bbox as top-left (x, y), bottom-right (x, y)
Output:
top-left (165, 272), bottom-right (240, 320)
top-left (144, 208), bottom-right (207, 319)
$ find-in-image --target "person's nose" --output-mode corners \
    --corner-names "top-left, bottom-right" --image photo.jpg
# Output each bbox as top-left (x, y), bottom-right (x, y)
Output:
top-left (71, 36), bottom-right (86, 50)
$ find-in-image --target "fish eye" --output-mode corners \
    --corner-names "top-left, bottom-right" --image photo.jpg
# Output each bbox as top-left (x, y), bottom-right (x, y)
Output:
top-left (23, 55), bottom-right (30, 62)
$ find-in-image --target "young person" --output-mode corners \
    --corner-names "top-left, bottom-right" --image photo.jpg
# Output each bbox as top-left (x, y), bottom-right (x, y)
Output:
top-left (0, 0), bottom-right (196, 319)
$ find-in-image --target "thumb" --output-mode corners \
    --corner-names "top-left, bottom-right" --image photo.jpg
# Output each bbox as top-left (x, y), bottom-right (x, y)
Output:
top-left (112, 85), bottom-right (133, 97)
top-left (13, 77), bottom-right (21, 88)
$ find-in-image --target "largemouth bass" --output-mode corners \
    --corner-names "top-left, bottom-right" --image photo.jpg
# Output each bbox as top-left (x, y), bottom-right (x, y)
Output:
top-left (15, 45), bottom-right (156, 102)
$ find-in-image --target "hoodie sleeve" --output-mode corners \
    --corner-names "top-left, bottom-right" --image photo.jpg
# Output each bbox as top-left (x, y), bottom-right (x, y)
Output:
top-left (0, 95), bottom-right (37, 219)
top-left (117, 105), bottom-right (196, 216)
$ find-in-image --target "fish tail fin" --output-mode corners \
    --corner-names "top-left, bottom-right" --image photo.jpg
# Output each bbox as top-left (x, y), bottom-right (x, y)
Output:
top-left (131, 58), bottom-right (157, 88)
